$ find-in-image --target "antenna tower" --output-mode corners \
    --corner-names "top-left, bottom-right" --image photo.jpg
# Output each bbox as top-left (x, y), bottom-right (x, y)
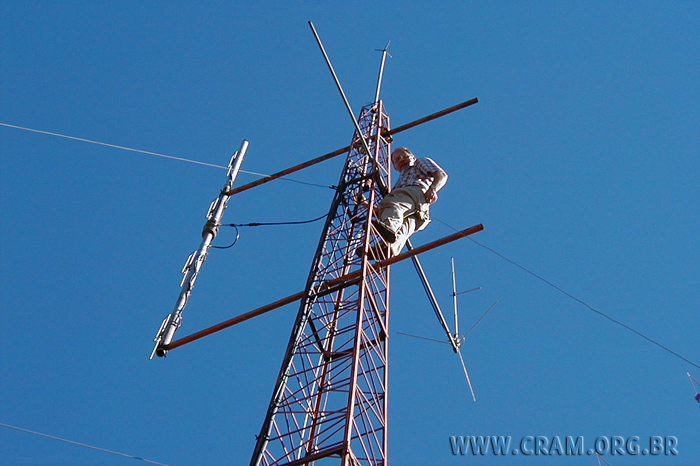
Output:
top-left (151, 24), bottom-right (482, 466)
top-left (251, 100), bottom-right (391, 466)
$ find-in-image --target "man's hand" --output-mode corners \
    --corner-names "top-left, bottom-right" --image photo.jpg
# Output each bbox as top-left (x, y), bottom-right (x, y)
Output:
top-left (425, 186), bottom-right (438, 203)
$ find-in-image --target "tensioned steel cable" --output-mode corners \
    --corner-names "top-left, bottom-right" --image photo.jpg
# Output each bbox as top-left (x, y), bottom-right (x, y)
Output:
top-left (0, 422), bottom-right (171, 466)
top-left (0, 122), bottom-right (333, 189)
top-left (431, 217), bottom-right (700, 370)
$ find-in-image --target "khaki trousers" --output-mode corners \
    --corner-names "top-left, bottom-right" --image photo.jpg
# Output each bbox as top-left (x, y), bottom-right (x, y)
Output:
top-left (376, 185), bottom-right (428, 256)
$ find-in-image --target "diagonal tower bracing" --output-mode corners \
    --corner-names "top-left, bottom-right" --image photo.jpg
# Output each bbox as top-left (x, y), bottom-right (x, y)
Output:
top-left (251, 102), bottom-right (393, 466)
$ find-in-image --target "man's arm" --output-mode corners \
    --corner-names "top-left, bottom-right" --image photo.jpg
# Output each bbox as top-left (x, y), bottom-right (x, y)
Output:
top-left (419, 158), bottom-right (448, 203)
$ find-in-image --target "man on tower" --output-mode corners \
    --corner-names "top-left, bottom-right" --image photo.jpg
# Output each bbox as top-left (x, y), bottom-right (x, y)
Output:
top-left (373, 147), bottom-right (448, 256)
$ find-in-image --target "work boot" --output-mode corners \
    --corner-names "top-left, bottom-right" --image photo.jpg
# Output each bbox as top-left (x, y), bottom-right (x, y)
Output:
top-left (355, 244), bottom-right (389, 261)
top-left (372, 219), bottom-right (396, 243)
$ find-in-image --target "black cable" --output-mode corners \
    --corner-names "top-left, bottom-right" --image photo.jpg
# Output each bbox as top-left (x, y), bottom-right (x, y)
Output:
top-left (224, 213), bottom-right (329, 228)
top-left (211, 225), bottom-right (240, 249)
top-left (211, 213), bottom-right (328, 249)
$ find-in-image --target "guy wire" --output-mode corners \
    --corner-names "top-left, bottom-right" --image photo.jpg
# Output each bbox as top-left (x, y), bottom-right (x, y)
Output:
top-left (0, 422), bottom-right (171, 466)
top-left (0, 122), bottom-right (334, 190)
top-left (431, 217), bottom-right (700, 371)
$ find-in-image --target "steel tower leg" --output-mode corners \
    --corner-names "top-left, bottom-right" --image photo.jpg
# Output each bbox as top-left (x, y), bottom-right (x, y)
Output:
top-left (251, 103), bottom-right (392, 466)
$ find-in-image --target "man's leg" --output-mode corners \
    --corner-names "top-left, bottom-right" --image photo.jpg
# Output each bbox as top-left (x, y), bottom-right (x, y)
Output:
top-left (390, 214), bottom-right (417, 256)
top-left (376, 188), bottom-right (416, 237)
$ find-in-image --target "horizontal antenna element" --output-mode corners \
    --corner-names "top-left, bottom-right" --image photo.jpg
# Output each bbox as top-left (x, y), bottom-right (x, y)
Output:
top-left (162, 224), bottom-right (484, 353)
top-left (224, 97), bottom-right (478, 197)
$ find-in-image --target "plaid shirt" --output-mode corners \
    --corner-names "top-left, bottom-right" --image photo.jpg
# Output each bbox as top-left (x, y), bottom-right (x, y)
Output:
top-left (393, 157), bottom-right (447, 192)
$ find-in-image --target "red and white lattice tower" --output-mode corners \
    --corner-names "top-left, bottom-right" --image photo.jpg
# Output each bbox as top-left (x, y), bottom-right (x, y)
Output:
top-left (250, 101), bottom-right (393, 466)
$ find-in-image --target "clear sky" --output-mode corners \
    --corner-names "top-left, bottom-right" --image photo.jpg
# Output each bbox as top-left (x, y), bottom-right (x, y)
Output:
top-left (1, 2), bottom-right (699, 465)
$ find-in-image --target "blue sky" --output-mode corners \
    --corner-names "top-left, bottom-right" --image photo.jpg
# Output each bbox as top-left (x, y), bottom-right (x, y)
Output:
top-left (1, 2), bottom-right (699, 465)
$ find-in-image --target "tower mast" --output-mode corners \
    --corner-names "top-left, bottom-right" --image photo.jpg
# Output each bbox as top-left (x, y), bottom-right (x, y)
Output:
top-left (250, 43), bottom-right (393, 464)
top-left (150, 27), bottom-right (482, 466)
top-left (250, 113), bottom-right (391, 466)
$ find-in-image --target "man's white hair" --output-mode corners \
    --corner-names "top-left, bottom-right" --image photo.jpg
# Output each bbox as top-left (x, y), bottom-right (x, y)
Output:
top-left (392, 147), bottom-right (414, 159)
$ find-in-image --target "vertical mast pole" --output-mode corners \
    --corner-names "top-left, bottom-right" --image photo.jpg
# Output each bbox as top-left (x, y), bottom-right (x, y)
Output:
top-left (151, 140), bottom-right (249, 358)
top-left (375, 42), bottom-right (391, 466)
top-left (308, 21), bottom-right (373, 157)
top-left (373, 42), bottom-right (391, 104)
